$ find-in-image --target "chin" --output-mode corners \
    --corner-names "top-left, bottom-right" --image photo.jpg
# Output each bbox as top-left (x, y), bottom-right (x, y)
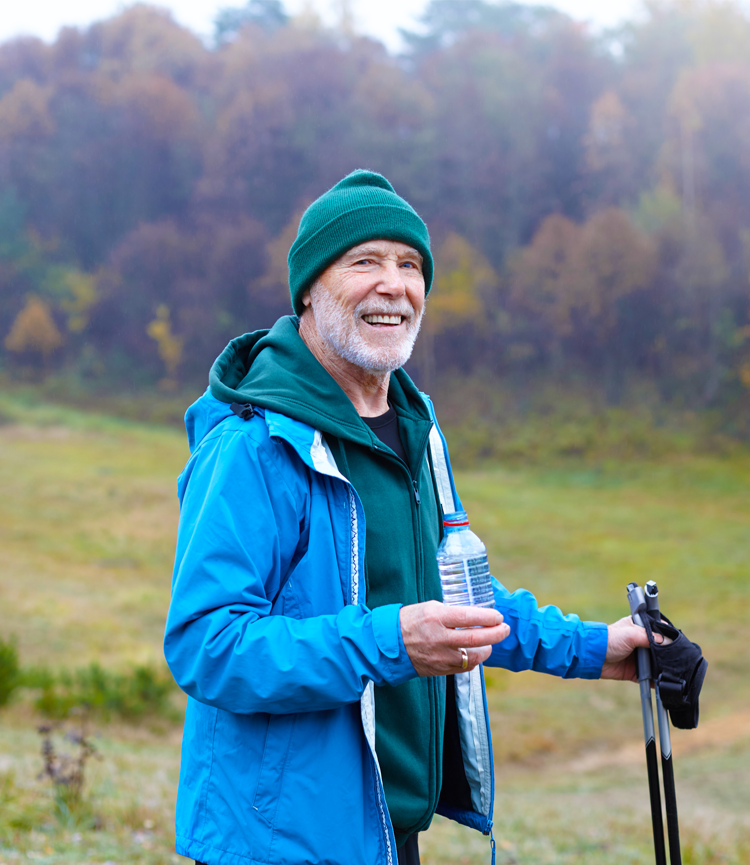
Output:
top-left (350, 341), bottom-right (416, 373)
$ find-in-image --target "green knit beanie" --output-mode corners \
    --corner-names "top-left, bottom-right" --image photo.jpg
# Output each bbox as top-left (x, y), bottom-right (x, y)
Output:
top-left (287, 169), bottom-right (433, 316)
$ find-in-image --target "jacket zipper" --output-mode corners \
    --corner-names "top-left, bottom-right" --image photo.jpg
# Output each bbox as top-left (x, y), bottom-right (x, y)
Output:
top-left (345, 483), bottom-right (394, 865)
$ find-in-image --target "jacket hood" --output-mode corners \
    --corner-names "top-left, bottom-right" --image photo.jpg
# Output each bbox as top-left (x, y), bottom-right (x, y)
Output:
top-left (186, 315), bottom-right (430, 452)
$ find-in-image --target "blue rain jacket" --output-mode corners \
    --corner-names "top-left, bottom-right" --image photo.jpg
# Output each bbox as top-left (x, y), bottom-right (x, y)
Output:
top-left (164, 390), bottom-right (608, 865)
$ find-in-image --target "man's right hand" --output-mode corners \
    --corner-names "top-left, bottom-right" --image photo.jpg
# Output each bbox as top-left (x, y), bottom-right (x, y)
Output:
top-left (399, 601), bottom-right (510, 677)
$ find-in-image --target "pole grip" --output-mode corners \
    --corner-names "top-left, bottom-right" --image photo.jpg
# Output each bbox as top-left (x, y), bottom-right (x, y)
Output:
top-left (627, 582), bottom-right (652, 682)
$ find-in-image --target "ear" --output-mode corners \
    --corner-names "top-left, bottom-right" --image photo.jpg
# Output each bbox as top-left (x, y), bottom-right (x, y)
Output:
top-left (301, 289), bottom-right (312, 309)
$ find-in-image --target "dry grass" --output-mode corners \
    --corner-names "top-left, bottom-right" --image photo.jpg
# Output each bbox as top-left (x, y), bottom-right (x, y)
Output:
top-left (1, 393), bottom-right (748, 863)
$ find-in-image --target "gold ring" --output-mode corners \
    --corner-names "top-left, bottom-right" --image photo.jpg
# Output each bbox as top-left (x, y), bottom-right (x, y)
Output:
top-left (460, 648), bottom-right (469, 671)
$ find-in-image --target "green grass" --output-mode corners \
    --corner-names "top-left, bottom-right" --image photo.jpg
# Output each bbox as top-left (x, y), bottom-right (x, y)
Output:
top-left (0, 392), bottom-right (748, 863)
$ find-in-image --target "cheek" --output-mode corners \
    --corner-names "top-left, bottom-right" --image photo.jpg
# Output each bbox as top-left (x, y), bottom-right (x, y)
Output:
top-left (408, 284), bottom-right (426, 315)
top-left (335, 277), bottom-right (372, 310)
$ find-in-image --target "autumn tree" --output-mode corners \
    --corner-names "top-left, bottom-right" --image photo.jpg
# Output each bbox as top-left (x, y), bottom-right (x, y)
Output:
top-left (510, 209), bottom-right (656, 400)
top-left (420, 233), bottom-right (497, 389)
top-left (0, 0), bottom-right (749, 411)
top-left (147, 304), bottom-right (184, 388)
top-left (5, 296), bottom-right (63, 370)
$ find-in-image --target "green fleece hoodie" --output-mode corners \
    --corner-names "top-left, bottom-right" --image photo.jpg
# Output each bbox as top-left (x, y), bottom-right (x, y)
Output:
top-left (210, 316), bottom-right (446, 846)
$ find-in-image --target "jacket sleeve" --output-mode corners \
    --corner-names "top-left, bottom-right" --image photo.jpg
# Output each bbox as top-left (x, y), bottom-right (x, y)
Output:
top-left (164, 425), bottom-right (416, 715)
top-left (485, 577), bottom-right (608, 678)
top-left (422, 398), bottom-right (608, 680)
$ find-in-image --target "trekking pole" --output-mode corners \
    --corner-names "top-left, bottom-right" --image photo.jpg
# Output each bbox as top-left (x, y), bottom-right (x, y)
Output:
top-left (644, 580), bottom-right (681, 865)
top-left (627, 582), bottom-right (667, 865)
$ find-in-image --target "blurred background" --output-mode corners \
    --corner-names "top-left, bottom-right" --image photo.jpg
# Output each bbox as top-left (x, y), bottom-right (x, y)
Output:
top-left (0, 1), bottom-right (749, 863)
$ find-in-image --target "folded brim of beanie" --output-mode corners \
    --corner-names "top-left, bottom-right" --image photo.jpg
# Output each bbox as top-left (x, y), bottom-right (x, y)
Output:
top-left (288, 205), bottom-right (434, 316)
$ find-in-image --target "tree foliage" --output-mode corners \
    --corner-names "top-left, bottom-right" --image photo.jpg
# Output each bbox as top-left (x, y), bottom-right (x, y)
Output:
top-left (5, 296), bottom-right (63, 360)
top-left (0, 0), bottom-right (748, 413)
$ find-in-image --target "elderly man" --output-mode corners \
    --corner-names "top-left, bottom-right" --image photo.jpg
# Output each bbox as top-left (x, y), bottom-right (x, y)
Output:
top-left (164, 170), bottom-right (649, 865)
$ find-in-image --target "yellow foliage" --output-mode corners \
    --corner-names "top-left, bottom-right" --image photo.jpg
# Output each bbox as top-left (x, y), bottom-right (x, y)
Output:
top-left (60, 270), bottom-right (98, 333)
top-left (147, 305), bottom-right (183, 378)
top-left (427, 233), bottom-right (496, 335)
top-left (739, 364), bottom-right (750, 389)
top-left (5, 297), bottom-right (64, 358)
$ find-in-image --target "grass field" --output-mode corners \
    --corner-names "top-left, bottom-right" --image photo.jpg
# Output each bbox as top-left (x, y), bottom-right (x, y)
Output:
top-left (1, 392), bottom-right (749, 864)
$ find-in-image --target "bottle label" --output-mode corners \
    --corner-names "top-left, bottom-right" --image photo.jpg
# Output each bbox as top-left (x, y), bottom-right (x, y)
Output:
top-left (465, 556), bottom-right (489, 576)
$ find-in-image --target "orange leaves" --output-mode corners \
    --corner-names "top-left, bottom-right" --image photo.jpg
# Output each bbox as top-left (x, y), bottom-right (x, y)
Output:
top-left (574, 209), bottom-right (657, 328)
top-left (510, 209), bottom-right (656, 341)
top-left (508, 213), bottom-right (580, 337)
top-left (4, 296), bottom-right (63, 359)
top-left (87, 4), bottom-right (207, 86)
top-left (0, 80), bottom-right (55, 142)
top-left (584, 91), bottom-right (631, 174)
top-left (109, 73), bottom-right (198, 142)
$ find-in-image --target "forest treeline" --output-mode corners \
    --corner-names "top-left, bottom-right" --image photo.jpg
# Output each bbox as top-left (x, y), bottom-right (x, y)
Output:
top-left (2, 0), bottom-right (750, 416)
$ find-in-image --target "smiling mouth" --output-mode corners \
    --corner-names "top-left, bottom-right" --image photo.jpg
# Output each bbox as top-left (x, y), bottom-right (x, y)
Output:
top-left (362, 314), bottom-right (405, 326)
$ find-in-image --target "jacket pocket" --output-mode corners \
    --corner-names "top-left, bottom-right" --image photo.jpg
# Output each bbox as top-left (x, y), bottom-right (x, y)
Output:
top-left (252, 713), bottom-right (297, 828)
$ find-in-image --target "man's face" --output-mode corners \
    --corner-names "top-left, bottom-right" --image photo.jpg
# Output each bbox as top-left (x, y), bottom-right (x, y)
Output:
top-left (303, 239), bottom-right (426, 374)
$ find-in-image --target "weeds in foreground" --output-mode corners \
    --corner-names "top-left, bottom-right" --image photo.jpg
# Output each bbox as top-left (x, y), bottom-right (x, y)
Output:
top-left (37, 711), bottom-right (103, 829)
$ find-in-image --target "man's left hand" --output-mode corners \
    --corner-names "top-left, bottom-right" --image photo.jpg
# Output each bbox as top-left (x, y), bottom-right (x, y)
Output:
top-left (601, 615), bottom-right (662, 681)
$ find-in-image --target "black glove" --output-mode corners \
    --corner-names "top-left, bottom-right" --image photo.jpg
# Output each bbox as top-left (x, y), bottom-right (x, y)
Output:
top-left (640, 613), bottom-right (708, 730)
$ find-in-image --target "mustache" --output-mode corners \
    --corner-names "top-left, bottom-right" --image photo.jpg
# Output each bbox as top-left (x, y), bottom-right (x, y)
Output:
top-left (354, 300), bottom-right (417, 319)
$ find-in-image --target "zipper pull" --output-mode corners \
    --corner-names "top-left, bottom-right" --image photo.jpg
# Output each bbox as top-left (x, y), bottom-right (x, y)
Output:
top-left (412, 480), bottom-right (421, 505)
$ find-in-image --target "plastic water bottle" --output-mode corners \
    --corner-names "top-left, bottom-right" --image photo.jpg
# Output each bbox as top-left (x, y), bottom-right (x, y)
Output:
top-left (437, 510), bottom-right (495, 608)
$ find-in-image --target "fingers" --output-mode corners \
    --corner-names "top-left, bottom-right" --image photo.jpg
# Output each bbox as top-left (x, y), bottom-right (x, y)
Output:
top-left (439, 606), bottom-right (509, 648)
top-left (440, 605), bottom-right (504, 629)
top-left (465, 645), bottom-right (492, 670)
top-left (444, 622), bottom-right (510, 649)
top-left (399, 601), bottom-right (510, 677)
top-left (454, 645), bottom-right (492, 673)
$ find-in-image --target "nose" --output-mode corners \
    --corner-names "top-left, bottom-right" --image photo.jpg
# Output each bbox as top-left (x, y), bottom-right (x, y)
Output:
top-left (375, 259), bottom-right (407, 296)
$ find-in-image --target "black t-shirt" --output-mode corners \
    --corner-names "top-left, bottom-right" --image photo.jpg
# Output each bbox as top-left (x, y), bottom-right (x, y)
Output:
top-left (361, 404), bottom-right (408, 465)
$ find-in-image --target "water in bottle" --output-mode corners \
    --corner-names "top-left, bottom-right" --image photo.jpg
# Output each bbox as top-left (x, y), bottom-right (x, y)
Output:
top-left (437, 510), bottom-right (494, 607)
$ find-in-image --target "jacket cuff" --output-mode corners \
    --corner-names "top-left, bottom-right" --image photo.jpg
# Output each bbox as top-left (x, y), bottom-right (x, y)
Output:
top-left (570, 621), bottom-right (609, 679)
top-left (371, 604), bottom-right (417, 686)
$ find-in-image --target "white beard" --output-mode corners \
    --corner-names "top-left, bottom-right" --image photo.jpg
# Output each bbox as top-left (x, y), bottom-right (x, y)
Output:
top-left (309, 282), bottom-right (423, 373)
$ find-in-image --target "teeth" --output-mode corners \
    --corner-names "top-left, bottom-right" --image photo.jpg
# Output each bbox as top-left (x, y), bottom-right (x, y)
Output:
top-left (363, 314), bottom-right (403, 324)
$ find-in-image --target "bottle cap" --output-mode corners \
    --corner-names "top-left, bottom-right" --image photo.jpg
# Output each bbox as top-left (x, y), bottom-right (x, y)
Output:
top-left (443, 510), bottom-right (469, 527)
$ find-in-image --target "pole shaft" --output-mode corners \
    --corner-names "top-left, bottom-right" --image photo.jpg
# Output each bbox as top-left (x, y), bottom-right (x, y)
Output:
top-left (641, 679), bottom-right (667, 865)
top-left (646, 579), bottom-right (682, 865)
top-left (656, 692), bottom-right (681, 865)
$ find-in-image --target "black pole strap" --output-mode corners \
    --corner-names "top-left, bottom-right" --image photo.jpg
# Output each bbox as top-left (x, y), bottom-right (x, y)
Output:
top-left (640, 613), bottom-right (708, 730)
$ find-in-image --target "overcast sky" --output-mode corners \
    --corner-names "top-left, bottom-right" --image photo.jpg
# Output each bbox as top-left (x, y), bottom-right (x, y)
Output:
top-left (1, 0), bottom-right (646, 51)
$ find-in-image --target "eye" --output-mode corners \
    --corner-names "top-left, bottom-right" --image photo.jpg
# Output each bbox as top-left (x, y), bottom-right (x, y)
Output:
top-left (355, 258), bottom-right (373, 266)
